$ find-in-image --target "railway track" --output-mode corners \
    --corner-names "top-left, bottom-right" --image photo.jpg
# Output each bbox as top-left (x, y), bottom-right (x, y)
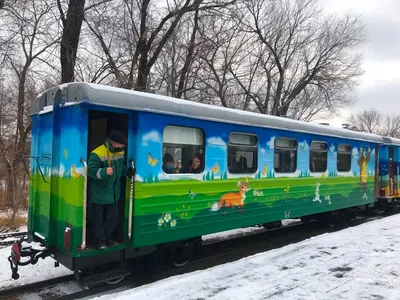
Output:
top-left (0, 231), bottom-right (27, 247)
top-left (1, 207), bottom-right (399, 299)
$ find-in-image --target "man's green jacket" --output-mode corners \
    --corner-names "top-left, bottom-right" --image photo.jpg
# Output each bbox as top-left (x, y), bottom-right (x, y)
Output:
top-left (87, 142), bottom-right (129, 204)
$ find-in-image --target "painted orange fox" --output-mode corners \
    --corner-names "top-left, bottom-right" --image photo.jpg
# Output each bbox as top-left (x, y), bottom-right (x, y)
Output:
top-left (211, 179), bottom-right (250, 211)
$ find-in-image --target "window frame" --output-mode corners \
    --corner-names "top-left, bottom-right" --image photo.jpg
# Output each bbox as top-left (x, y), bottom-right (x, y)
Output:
top-left (337, 143), bottom-right (351, 172)
top-left (227, 132), bottom-right (258, 174)
top-left (274, 137), bottom-right (297, 173)
top-left (162, 124), bottom-right (206, 175)
top-left (309, 140), bottom-right (328, 173)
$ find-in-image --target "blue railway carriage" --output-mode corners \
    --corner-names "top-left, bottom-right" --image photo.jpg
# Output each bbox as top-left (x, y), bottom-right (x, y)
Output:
top-left (377, 137), bottom-right (400, 204)
top-left (8, 82), bottom-right (397, 285)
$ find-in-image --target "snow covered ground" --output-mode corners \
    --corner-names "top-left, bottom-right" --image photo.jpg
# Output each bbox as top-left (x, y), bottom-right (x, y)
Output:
top-left (0, 224), bottom-right (269, 291)
top-left (0, 210), bottom-right (28, 219)
top-left (2, 216), bottom-right (400, 299)
top-left (89, 215), bottom-right (400, 300)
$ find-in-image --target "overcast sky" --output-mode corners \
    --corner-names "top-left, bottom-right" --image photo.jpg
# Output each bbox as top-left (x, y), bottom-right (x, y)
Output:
top-left (315, 0), bottom-right (400, 126)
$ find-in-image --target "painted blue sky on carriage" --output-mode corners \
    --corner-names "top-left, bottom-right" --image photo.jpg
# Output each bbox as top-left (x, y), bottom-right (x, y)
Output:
top-left (30, 102), bottom-right (376, 182)
top-left (135, 119), bottom-right (377, 182)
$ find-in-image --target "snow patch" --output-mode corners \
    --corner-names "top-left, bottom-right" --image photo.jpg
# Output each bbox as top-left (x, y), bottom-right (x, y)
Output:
top-left (91, 214), bottom-right (400, 300)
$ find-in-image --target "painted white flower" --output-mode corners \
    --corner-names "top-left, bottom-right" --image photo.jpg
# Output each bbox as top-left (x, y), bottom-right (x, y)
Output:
top-left (158, 218), bottom-right (164, 226)
top-left (171, 219), bottom-right (177, 227)
top-left (164, 213), bottom-right (171, 222)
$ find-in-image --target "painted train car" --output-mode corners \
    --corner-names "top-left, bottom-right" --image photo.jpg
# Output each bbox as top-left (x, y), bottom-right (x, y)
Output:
top-left (8, 82), bottom-right (400, 285)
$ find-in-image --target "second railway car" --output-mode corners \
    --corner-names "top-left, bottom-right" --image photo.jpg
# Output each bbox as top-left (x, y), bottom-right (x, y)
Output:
top-left (9, 82), bottom-right (400, 285)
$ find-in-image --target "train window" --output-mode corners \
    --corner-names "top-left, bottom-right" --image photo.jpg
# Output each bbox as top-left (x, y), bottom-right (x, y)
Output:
top-left (337, 144), bottom-right (351, 172)
top-left (162, 125), bottom-right (205, 174)
top-left (274, 137), bottom-right (297, 173)
top-left (228, 133), bottom-right (258, 174)
top-left (310, 141), bottom-right (327, 172)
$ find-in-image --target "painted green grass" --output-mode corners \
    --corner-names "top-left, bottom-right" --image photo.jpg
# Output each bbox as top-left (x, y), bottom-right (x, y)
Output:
top-left (134, 176), bottom-right (374, 216)
top-left (28, 171), bottom-right (376, 254)
top-left (136, 176), bottom-right (367, 198)
top-left (30, 172), bottom-right (133, 256)
top-left (133, 186), bottom-right (374, 247)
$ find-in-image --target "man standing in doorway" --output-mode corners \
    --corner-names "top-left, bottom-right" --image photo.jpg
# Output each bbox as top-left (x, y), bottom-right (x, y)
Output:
top-left (88, 130), bottom-right (133, 250)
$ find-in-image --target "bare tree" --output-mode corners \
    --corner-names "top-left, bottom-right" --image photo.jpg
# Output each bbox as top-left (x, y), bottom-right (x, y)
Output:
top-left (85, 0), bottom-right (235, 91)
top-left (0, 0), bottom-right (60, 217)
top-left (57, 0), bottom-right (113, 83)
top-left (229, 0), bottom-right (365, 120)
top-left (347, 109), bottom-right (382, 134)
top-left (347, 109), bottom-right (400, 137)
top-left (380, 115), bottom-right (400, 138)
top-left (57, 0), bottom-right (86, 83)
top-left (195, 15), bottom-right (251, 108)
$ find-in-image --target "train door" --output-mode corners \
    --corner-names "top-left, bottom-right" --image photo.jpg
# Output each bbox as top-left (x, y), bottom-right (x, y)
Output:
top-left (32, 114), bottom-right (53, 240)
top-left (87, 110), bottom-right (129, 247)
top-left (389, 146), bottom-right (394, 196)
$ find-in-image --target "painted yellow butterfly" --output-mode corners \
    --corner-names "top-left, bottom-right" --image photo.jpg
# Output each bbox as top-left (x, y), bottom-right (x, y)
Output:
top-left (262, 164), bottom-right (268, 175)
top-left (148, 153), bottom-right (159, 167)
top-left (63, 148), bottom-right (68, 160)
top-left (211, 162), bottom-right (220, 174)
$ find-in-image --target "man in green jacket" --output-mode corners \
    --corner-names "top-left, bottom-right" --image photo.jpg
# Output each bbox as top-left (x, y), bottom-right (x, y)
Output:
top-left (87, 130), bottom-right (133, 250)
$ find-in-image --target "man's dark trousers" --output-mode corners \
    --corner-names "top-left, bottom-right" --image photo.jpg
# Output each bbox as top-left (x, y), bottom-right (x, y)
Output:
top-left (91, 202), bottom-right (119, 241)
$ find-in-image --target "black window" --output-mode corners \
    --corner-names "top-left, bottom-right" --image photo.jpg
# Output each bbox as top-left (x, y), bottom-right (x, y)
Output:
top-left (337, 144), bottom-right (351, 172)
top-left (310, 141), bottom-right (327, 172)
top-left (228, 133), bottom-right (258, 174)
top-left (162, 125), bottom-right (205, 174)
top-left (274, 137), bottom-right (297, 173)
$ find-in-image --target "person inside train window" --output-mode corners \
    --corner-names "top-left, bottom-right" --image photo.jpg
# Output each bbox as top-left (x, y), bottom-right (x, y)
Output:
top-left (87, 130), bottom-right (134, 250)
top-left (238, 156), bottom-right (248, 173)
top-left (162, 153), bottom-right (181, 174)
top-left (184, 153), bottom-right (203, 173)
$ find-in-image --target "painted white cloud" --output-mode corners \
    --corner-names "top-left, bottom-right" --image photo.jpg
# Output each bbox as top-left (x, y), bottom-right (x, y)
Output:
top-left (299, 140), bottom-right (309, 151)
top-left (329, 143), bottom-right (335, 154)
top-left (207, 137), bottom-right (227, 150)
top-left (352, 147), bottom-right (359, 158)
top-left (157, 173), bottom-right (203, 182)
top-left (59, 165), bottom-right (65, 177)
top-left (135, 174), bottom-right (143, 182)
top-left (267, 137), bottom-right (275, 149)
top-left (142, 131), bottom-right (161, 146)
top-left (260, 148), bottom-right (266, 155)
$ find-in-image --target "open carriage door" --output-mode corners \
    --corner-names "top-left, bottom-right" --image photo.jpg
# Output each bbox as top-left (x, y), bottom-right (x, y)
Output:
top-left (86, 110), bottom-right (131, 247)
top-left (389, 146), bottom-right (395, 196)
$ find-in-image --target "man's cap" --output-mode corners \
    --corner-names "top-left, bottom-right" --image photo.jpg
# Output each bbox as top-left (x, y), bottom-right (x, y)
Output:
top-left (108, 130), bottom-right (127, 144)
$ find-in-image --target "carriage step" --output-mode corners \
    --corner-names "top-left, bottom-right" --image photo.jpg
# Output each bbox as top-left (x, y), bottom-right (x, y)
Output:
top-left (79, 267), bottom-right (131, 287)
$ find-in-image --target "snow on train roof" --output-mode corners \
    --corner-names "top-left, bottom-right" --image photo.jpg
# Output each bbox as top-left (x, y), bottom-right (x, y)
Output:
top-left (31, 82), bottom-right (386, 143)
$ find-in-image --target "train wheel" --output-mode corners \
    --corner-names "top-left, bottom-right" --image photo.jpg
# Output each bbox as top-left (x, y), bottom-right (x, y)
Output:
top-left (105, 276), bottom-right (126, 285)
top-left (172, 248), bottom-right (189, 267)
top-left (300, 216), bottom-right (311, 225)
top-left (325, 212), bottom-right (337, 227)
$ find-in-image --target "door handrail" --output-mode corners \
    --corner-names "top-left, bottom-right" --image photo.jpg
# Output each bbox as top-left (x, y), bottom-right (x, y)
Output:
top-left (21, 155), bottom-right (49, 183)
top-left (80, 158), bottom-right (88, 250)
top-left (128, 159), bottom-right (135, 241)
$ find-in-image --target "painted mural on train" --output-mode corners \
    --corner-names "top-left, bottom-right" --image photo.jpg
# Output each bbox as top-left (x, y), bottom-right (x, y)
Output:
top-left (28, 101), bottom-right (377, 250)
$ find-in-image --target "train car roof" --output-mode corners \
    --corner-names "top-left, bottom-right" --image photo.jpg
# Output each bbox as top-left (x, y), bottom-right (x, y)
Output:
top-left (381, 136), bottom-right (400, 146)
top-left (31, 82), bottom-right (384, 143)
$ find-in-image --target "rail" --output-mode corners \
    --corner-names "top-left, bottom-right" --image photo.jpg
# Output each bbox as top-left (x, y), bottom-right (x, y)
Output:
top-left (21, 155), bottom-right (49, 183)
top-left (80, 158), bottom-right (88, 250)
top-left (2, 206), bottom-right (400, 299)
top-left (128, 159), bottom-right (135, 241)
top-left (0, 231), bottom-right (28, 247)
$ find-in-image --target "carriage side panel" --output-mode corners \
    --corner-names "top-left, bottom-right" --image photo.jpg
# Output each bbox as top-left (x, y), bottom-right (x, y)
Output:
top-left (132, 111), bottom-right (377, 247)
top-left (28, 112), bottom-right (53, 241)
top-left (50, 101), bottom-right (88, 252)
